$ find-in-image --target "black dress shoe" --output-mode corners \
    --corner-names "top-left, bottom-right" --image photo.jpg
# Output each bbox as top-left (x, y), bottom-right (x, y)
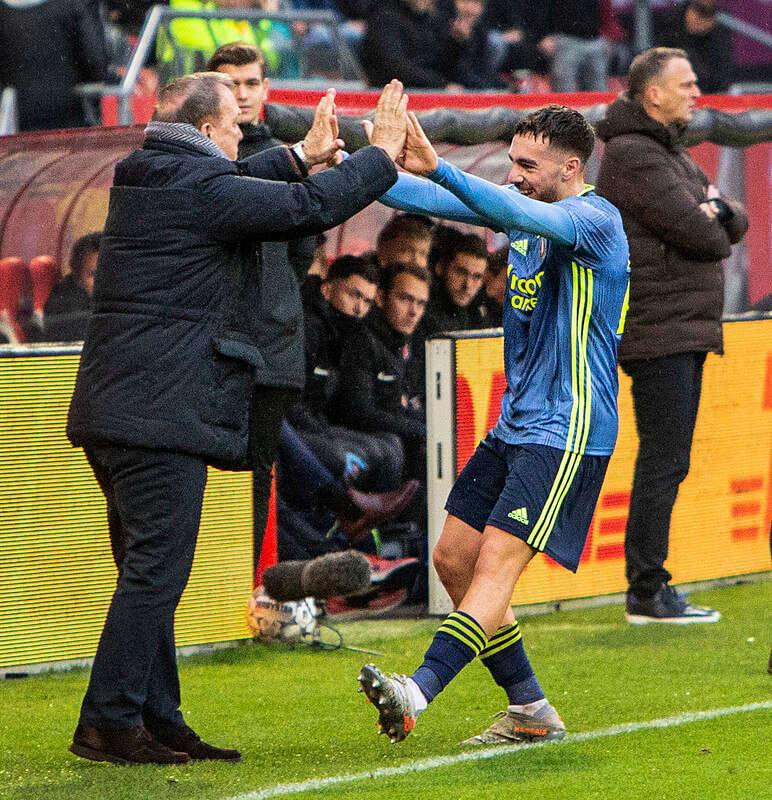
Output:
top-left (69, 724), bottom-right (190, 765)
top-left (152, 724), bottom-right (242, 763)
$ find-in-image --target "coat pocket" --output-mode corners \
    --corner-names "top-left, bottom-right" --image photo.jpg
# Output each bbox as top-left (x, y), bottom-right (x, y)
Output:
top-left (199, 338), bottom-right (255, 430)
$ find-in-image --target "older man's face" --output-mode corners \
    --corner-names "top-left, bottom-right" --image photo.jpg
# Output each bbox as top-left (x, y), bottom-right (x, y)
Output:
top-left (205, 86), bottom-right (243, 160)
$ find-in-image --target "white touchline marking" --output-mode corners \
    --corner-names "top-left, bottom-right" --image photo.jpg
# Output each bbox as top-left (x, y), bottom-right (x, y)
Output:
top-left (232, 701), bottom-right (772, 800)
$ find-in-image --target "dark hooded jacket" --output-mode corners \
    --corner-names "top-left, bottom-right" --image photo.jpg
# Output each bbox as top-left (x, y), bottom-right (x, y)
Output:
top-left (66, 126), bottom-right (397, 468)
top-left (595, 93), bottom-right (748, 363)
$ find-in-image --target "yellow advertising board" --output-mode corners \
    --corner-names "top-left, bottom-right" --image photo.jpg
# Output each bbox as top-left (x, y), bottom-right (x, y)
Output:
top-left (0, 351), bottom-right (253, 670)
top-left (439, 319), bottom-right (772, 607)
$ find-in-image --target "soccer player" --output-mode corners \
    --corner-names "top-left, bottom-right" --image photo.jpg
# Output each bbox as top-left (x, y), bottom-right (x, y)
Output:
top-left (357, 105), bottom-right (630, 745)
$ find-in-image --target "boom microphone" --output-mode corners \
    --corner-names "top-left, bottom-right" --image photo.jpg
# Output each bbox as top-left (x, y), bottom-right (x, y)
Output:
top-left (262, 550), bottom-right (371, 602)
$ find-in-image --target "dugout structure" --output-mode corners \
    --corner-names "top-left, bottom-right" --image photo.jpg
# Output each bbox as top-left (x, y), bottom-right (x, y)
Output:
top-left (1, 92), bottom-right (771, 668)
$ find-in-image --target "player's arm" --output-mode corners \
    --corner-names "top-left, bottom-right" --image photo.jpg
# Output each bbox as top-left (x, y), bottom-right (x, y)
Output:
top-left (428, 160), bottom-right (576, 246)
top-left (379, 172), bottom-right (495, 227)
top-left (401, 112), bottom-right (577, 246)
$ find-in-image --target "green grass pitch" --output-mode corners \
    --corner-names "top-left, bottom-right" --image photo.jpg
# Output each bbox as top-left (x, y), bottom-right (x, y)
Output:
top-left (2, 580), bottom-right (771, 800)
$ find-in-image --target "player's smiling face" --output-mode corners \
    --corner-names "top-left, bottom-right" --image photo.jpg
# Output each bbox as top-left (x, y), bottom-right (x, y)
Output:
top-left (506, 134), bottom-right (568, 204)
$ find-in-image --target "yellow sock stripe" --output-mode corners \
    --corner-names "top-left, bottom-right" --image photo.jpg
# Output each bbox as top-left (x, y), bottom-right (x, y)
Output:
top-left (527, 449), bottom-right (582, 551)
top-left (479, 624), bottom-right (522, 659)
top-left (439, 614), bottom-right (487, 654)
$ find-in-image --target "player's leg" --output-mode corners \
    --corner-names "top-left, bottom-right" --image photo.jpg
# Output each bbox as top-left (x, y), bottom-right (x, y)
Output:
top-left (358, 524), bottom-right (532, 742)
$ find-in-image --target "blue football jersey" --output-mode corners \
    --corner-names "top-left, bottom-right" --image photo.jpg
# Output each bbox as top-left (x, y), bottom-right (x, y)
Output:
top-left (492, 186), bottom-right (630, 456)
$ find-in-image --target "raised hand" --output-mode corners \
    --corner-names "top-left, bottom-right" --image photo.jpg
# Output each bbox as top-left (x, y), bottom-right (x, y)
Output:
top-left (397, 111), bottom-right (439, 176)
top-left (302, 88), bottom-right (345, 166)
top-left (368, 80), bottom-right (409, 162)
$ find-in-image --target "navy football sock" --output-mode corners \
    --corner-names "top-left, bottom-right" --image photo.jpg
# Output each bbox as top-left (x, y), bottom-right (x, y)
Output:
top-left (479, 622), bottom-right (545, 706)
top-left (411, 611), bottom-right (487, 703)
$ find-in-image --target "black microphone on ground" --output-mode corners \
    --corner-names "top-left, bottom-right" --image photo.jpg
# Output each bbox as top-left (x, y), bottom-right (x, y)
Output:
top-left (261, 550), bottom-right (371, 602)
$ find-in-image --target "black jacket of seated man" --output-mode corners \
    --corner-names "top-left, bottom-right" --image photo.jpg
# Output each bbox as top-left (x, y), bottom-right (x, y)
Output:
top-left (43, 274), bottom-right (92, 342)
top-left (421, 278), bottom-right (487, 338)
top-left (333, 306), bottom-right (426, 481)
top-left (288, 277), bottom-right (366, 430)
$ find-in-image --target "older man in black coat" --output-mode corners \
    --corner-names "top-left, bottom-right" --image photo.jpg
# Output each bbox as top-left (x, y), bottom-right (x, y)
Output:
top-left (66, 73), bottom-right (408, 765)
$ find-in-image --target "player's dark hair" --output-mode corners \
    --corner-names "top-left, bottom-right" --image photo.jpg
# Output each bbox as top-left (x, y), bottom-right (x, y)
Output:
top-left (381, 262), bottom-right (430, 296)
top-left (377, 213), bottom-right (434, 250)
top-left (514, 105), bottom-right (596, 166)
top-left (207, 41), bottom-right (267, 73)
top-left (70, 231), bottom-right (103, 280)
top-left (152, 73), bottom-right (234, 128)
top-left (326, 253), bottom-right (380, 286)
top-left (627, 47), bottom-right (689, 103)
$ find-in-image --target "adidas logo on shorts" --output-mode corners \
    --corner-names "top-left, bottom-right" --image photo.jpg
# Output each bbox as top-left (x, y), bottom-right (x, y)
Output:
top-left (508, 507), bottom-right (529, 525)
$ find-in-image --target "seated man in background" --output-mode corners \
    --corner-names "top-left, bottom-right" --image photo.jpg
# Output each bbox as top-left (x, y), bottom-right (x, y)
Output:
top-left (333, 263), bottom-right (430, 488)
top-left (476, 244), bottom-right (507, 327)
top-left (422, 226), bottom-right (489, 335)
top-left (43, 232), bottom-right (102, 342)
top-left (284, 253), bottom-right (418, 537)
top-left (293, 254), bottom-right (406, 492)
top-left (376, 212), bottom-right (434, 272)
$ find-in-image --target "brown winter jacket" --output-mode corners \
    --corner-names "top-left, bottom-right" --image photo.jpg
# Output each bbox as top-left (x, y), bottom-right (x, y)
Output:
top-left (595, 94), bottom-right (748, 363)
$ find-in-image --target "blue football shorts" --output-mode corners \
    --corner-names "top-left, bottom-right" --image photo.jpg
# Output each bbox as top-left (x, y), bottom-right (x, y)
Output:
top-left (445, 432), bottom-right (610, 572)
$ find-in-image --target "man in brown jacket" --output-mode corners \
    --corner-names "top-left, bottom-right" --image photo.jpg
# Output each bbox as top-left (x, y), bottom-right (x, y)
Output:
top-left (595, 47), bottom-right (748, 624)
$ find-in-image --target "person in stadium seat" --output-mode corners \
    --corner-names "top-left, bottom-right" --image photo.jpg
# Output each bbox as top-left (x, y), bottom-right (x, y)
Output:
top-left (355, 104), bottom-right (629, 747)
top-left (333, 263), bottom-right (429, 485)
top-left (528, 0), bottom-right (611, 92)
top-left (288, 253), bottom-right (410, 500)
top-left (421, 226), bottom-right (489, 335)
top-left (65, 72), bottom-right (409, 766)
top-left (43, 232), bottom-right (101, 343)
top-left (435, 0), bottom-right (508, 90)
top-left (360, 0), bottom-right (461, 90)
top-left (473, 244), bottom-right (507, 327)
top-left (375, 212), bottom-right (434, 272)
top-left (0, 0), bottom-right (110, 131)
top-left (595, 47), bottom-right (747, 625)
top-left (654, 0), bottom-right (733, 94)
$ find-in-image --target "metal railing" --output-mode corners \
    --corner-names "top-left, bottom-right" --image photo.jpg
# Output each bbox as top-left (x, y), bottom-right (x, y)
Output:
top-left (77, 4), bottom-right (366, 126)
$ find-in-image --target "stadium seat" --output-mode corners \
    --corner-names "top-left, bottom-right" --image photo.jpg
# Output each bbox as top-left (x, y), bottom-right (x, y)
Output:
top-left (29, 255), bottom-right (61, 324)
top-left (0, 256), bottom-right (32, 344)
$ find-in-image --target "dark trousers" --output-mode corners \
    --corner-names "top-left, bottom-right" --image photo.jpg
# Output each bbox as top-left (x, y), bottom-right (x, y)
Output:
top-left (79, 444), bottom-right (208, 731)
top-left (248, 385), bottom-right (301, 573)
top-left (622, 352), bottom-right (707, 598)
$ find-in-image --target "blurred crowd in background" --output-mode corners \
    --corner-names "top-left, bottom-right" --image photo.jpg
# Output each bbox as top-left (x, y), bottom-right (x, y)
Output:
top-left (1, 0), bottom-right (770, 133)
